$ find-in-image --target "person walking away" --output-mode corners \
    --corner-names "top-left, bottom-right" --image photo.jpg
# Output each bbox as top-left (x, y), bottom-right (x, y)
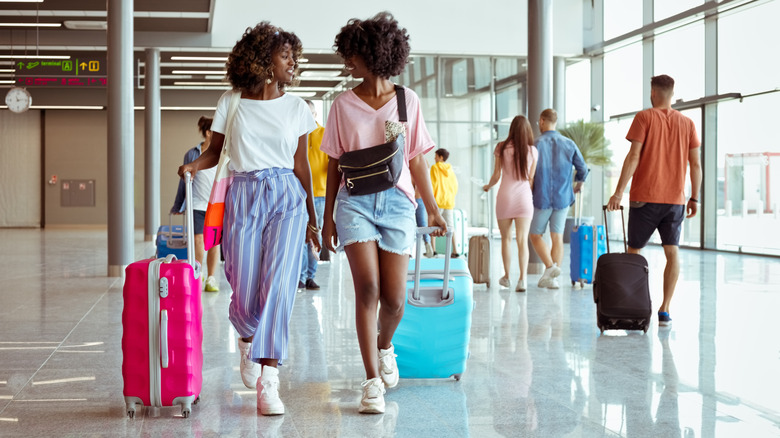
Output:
top-left (606, 74), bottom-right (701, 327)
top-left (170, 116), bottom-right (221, 292)
top-left (529, 108), bottom-right (589, 289)
top-left (483, 115), bottom-right (538, 292)
top-left (430, 148), bottom-right (460, 257)
top-left (321, 12), bottom-right (447, 414)
top-left (178, 22), bottom-right (320, 416)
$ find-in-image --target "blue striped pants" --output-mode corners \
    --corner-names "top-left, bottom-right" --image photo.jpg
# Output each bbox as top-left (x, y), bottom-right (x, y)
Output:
top-left (223, 168), bottom-right (306, 364)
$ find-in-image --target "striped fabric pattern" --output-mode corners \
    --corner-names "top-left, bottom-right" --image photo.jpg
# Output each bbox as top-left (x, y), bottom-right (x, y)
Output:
top-left (223, 168), bottom-right (306, 365)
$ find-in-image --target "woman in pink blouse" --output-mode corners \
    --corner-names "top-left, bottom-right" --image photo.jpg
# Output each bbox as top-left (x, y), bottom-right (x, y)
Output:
top-left (320, 12), bottom-right (446, 414)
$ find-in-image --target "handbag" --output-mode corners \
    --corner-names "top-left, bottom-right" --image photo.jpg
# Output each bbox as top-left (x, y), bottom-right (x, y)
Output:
top-left (337, 85), bottom-right (407, 196)
top-left (203, 90), bottom-right (241, 251)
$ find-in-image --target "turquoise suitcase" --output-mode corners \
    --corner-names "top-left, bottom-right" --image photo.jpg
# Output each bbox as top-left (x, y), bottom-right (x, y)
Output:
top-left (393, 228), bottom-right (474, 380)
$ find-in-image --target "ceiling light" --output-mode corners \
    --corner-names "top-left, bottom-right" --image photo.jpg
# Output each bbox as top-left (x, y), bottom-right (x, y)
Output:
top-left (300, 70), bottom-right (342, 77)
top-left (63, 21), bottom-right (107, 31)
top-left (0, 23), bottom-right (61, 28)
top-left (0, 0), bottom-right (43, 2)
top-left (0, 80), bottom-right (15, 84)
top-left (298, 58), bottom-right (309, 63)
top-left (0, 55), bottom-right (70, 59)
top-left (287, 91), bottom-right (316, 98)
top-left (0, 69), bottom-right (13, 73)
top-left (170, 56), bottom-right (227, 62)
top-left (171, 70), bottom-right (226, 75)
top-left (173, 81), bottom-right (230, 86)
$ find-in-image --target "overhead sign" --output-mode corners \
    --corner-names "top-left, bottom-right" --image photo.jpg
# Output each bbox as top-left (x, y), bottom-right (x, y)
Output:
top-left (14, 57), bottom-right (108, 88)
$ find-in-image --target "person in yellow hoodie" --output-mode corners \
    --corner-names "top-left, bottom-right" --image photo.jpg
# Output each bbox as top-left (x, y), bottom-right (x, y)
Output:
top-left (299, 100), bottom-right (328, 290)
top-left (430, 148), bottom-right (460, 257)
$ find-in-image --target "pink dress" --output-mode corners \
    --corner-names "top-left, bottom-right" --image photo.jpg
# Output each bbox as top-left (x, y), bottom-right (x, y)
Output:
top-left (495, 142), bottom-right (537, 220)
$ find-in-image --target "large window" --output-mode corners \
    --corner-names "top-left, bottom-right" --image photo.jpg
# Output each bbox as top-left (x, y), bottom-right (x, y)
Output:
top-left (565, 59), bottom-right (591, 124)
top-left (604, 43), bottom-right (643, 118)
top-left (716, 94), bottom-right (780, 255)
top-left (603, 0), bottom-right (642, 40)
top-left (654, 22), bottom-right (705, 103)
top-left (718, 0), bottom-right (780, 95)
top-left (653, 0), bottom-right (703, 21)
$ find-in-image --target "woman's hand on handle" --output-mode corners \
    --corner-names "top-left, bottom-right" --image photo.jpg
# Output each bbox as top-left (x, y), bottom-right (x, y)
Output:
top-left (178, 162), bottom-right (198, 180)
top-left (428, 212), bottom-right (448, 237)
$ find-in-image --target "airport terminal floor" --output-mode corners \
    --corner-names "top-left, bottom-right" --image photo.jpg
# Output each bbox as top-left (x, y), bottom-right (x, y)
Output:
top-left (1, 228), bottom-right (779, 437)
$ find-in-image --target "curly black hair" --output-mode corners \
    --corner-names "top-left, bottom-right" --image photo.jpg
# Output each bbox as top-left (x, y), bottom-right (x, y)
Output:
top-left (334, 12), bottom-right (410, 79)
top-left (226, 22), bottom-right (302, 93)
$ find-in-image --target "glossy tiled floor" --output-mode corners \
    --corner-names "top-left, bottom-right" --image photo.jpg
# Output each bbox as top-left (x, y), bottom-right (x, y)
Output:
top-left (1, 228), bottom-right (779, 437)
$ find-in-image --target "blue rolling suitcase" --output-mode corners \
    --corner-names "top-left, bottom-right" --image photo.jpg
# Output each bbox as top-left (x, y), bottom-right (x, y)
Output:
top-left (393, 228), bottom-right (474, 380)
top-left (156, 215), bottom-right (188, 259)
top-left (569, 194), bottom-right (606, 287)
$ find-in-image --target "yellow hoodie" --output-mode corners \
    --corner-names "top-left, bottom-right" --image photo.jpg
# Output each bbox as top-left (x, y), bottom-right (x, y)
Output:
top-left (430, 162), bottom-right (458, 209)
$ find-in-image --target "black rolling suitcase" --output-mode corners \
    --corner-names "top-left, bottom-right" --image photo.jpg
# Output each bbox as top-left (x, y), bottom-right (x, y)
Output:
top-left (593, 206), bottom-right (651, 333)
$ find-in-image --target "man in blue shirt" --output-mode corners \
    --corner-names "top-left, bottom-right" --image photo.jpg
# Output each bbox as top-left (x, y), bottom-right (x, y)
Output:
top-left (530, 109), bottom-right (589, 289)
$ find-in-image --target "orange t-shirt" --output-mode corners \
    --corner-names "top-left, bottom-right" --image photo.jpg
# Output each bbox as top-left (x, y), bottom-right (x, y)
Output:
top-left (625, 108), bottom-right (700, 205)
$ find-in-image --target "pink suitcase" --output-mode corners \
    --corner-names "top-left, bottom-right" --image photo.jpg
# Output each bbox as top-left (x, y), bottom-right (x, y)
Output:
top-left (122, 172), bottom-right (203, 418)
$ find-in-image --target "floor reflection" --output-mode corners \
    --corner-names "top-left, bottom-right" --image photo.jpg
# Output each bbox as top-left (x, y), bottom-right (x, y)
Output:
top-left (0, 229), bottom-right (779, 437)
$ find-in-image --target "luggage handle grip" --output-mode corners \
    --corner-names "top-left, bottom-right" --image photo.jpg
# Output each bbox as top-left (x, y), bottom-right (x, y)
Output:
top-left (183, 172), bottom-right (201, 277)
top-left (602, 205), bottom-right (627, 253)
top-left (413, 227), bottom-right (452, 301)
top-left (160, 310), bottom-right (169, 368)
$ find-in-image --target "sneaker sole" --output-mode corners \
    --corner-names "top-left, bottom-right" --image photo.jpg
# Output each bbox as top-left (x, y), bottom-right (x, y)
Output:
top-left (258, 406), bottom-right (285, 415)
top-left (380, 373), bottom-right (398, 389)
top-left (358, 403), bottom-right (385, 414)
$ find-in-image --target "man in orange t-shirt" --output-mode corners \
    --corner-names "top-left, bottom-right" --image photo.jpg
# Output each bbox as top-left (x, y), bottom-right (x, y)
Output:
top-left (606, 74), bottom-right (702, 327)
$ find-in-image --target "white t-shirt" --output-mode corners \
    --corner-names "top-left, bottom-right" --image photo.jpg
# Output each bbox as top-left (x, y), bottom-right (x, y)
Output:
top-left (192, 164), bottom-right (216, 211)
top-left (211, 91), bottom-right (316, 172)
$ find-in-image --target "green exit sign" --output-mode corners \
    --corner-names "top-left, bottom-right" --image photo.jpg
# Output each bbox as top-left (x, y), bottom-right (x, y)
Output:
top-left (15, 57), bottom-right (107, 87)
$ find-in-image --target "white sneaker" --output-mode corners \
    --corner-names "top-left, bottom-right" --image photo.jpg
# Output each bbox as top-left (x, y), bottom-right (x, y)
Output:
top-left (238, 338), bottom-right (261, 389)
top-left (424, 242), bottom-right (435, 258)
top-left (537, 263), bottom-right (562, 288)
top-left (378, 344), bottom-right (399, 388)
top-left (359, 377), bottom-right (386, 414)
top-left (548, 278), bottom-right (560, 289)
top-left (498, 276), bottom-right (510, 288)
top-left (204, 275), bottom-right (219, 292)
top-left (257, 365), bottom-right (284, 415)
top-left (516, 278), bottom-right (527, 292)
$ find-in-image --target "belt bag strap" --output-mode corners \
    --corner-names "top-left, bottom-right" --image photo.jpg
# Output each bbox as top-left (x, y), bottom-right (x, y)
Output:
top-left (338, 85), bottom-right (407, 196)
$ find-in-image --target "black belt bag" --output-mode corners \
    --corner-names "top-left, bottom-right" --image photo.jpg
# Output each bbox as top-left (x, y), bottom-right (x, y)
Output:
top-left (338, 85), bottom-right (407, 196)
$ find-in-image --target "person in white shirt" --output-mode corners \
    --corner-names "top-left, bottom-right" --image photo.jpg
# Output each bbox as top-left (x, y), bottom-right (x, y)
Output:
top-left (178, 22), bottom-right (319, 416)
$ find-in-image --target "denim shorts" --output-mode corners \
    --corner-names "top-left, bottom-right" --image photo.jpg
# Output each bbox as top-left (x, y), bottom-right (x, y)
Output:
top-left (530, 207), bottom-right (569, 235)
top-left (628, 202), bottom-right (685, 248)
top-left (335, 187), bottom-right (416, 255)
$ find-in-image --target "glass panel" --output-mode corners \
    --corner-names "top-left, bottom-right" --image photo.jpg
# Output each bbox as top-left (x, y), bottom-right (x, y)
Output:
top-left (653, 0), bottom-right (703, 21)
top-left (718, 0), bottom-right (780, 95)
top-left (495, 84), bottom-right (525, 123)
top-left (603, 0), bottom-right (642, 41)
top-left (565, 59), bottom-right (591, 123)
top-left (654, 22), bottom-right (705, 103)
top-left (716, 93), bottom-right (780, 255)
top-left (604, 43), bottom-right (643, 118)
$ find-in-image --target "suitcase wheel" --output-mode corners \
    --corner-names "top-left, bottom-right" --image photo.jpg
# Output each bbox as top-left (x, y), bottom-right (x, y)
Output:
top-left (182, 407), bottom-right (191, 418)
top-left (194, 396), bottom-right (200, 405)
top-left (127, 407), bottom-right (135, 419)
top-left (453, 374), bottom-right (462, 381)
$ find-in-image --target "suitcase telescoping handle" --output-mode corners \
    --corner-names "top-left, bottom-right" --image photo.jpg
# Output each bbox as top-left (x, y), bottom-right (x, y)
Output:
top-left (183, 172), bottom-right (200, 274)
top-left (602, 205), bottom-right (628, 253)
top-left (413, 227), bottom-right (453, 301)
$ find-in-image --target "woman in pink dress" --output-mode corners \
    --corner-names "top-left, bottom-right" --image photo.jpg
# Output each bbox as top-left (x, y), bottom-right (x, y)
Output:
top-left (483, 115), bottom-right (538, 292)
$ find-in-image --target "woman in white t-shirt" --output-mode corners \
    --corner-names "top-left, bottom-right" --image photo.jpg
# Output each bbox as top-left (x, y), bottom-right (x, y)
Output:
top-left (178, 22), bottom-right (319, 416)
top-left (321, 12), bottom-right (447, 414)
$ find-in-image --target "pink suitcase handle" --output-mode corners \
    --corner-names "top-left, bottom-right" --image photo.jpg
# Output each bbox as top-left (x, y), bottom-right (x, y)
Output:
top-left (160, 310), bottom-right (169, 368)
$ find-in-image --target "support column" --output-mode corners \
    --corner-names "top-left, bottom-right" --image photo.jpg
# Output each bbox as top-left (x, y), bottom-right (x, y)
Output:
top-left (702, 16), bottom-right (718, 249)
top-left (107, 0), bottom-right (134, 277)
top-left (144, 48), bottom-right (161, 242)
top-left (553, 56), bottom-right (566, 123)
top-left (528, 0), bottom-right (553, 136)
top-left (527, 0), bottom-right (554, 273)
top-left (643, 0), bottom-right (654, 106)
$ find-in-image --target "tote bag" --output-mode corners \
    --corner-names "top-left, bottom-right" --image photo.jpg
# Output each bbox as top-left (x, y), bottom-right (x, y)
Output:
top-left (203, 90), bottom-right (241, 251)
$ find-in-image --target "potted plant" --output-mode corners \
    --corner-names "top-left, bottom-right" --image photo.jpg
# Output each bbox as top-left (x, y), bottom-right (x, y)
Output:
top-left (558, 120), bottom-right (612, 242)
